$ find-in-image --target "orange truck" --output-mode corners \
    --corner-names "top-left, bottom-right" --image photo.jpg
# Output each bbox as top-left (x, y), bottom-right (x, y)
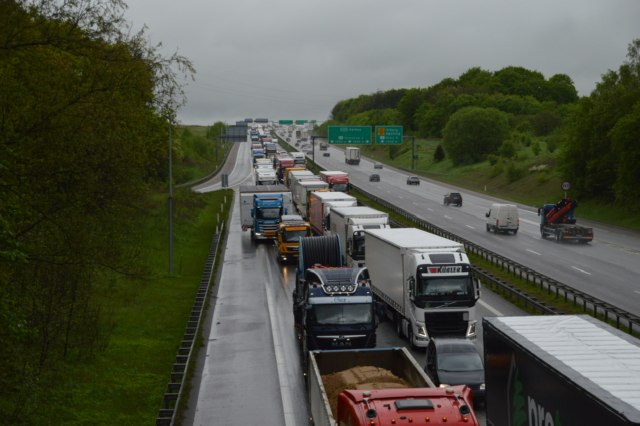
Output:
top-left (308, 347), bottom-right (479, 426)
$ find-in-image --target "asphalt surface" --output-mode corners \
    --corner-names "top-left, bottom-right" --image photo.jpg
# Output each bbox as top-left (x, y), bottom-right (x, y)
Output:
top-left (187, 135), bottom-right (533, 425)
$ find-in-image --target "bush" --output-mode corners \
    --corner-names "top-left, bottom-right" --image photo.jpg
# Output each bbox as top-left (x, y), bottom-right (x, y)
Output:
top-left (499, 139), bottom-right (517, 158)
top-left (506, 162), bottom-right (528, 182)
top-left (433, 144), bottom-right (446, 162)
top-left (531, 141), bottom-right (541, 155)
top-left (488, 162), bottom-right (504, 178)
top-left (518, 152), bottom-right (530, 161)
top-left (515, 121), bottom-right (533, 134)
top-left (487, 154), bottom-right (500, 165)
top-left (545, 130), bottom-right (562, 153)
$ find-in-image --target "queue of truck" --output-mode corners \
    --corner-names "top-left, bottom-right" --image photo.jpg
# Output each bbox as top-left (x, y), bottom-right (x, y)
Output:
top-left (237, 132), bottom-right (626, 426)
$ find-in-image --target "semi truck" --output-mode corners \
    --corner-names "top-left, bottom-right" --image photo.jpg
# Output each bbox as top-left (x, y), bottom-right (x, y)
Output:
top-left (275, 158), bottom-right (295, 182)
top-left (319, 141), bottom-right (328, 151)
top-left (538, 198), bottom-right (594, 243)
top-left (484, 315), bottom-right (640, 426)
top-left (274, 214), bottom-right (310, 263)
top-left (290, 151), bottom-right (307, 166)
top-left (284, 167), bottom-right (308, 188)
top-left (287, 169), bottom-right (316, 190)
top-left (252, 148), bottom-right (265, 163)
top-left (318, 171), bottom-right (350, 193)
top-left (293, 235), bottom-right (379, 356)
top-left (264, 142), bottom-right (277, 157)
top-left (326, 207), bottom-right (390, 268)
top-left (308, 347), bottom-right (479, 426)
top-left (345, 147), bottom-right (360, 165)
top-left (239, 185), bottom-right (292, 240)
top-left (291, 180), bottom-right (330, 219)
top-left (309, 192), bottom-right (357, 236)
top-left (255, 169), bottom-right (277, 185)
top-left (365, 228), bottom-right (481, 349)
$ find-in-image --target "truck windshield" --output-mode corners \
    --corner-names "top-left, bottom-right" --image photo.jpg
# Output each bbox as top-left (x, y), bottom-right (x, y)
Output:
top-left (417, 277), bottom-right (473, 299)
top-left (309, 303), bottom-right (373, 326)
top-left (282, 229), bottom-right (308, 242)
top-left (331, 183), bottom-right (349, 192)
top-left (256, 207), bottom-right (280, 219)
top-left (352, 235), bottom-right (365, 260)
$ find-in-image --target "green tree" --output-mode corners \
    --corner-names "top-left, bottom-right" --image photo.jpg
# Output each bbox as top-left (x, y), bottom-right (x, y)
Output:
top-left (499, 140), bottom-right (518, 158)
top-left (433, 144), bottom-right (446, 162)
top-left (442, 107), bottom-right (510, 165)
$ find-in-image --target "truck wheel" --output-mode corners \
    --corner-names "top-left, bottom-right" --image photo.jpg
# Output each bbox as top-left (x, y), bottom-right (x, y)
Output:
top-left (555, 231), bottom-right (562, 243)
top-left (493, 226), bottom-right (498, 235)
top-left (486, 224), bottom-right (490, 232)
top-left (512, 229), bottom-right (518, 235)
top-left (395, 315), bottom-right (404, 338)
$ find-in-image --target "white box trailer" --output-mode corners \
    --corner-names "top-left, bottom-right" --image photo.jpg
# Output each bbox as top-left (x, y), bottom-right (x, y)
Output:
top-left (308, 192), bottom-right (357, 236)
top-left (326, 206), bottom-right (390, 267)
top-left (288, 170), bottom-right (316, 189)
top-left (255, 169), bottom-right (277, 185)
top-left (239, 185), bottom-right (293, 228)
top-left (365, 228), bottom-right (481, 349)
top-left (291, 180), bottom-right (329, 219)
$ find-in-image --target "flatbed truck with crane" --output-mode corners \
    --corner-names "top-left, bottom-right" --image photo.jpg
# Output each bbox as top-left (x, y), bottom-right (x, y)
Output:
top-left (538, 198), bottom-right (594, 243)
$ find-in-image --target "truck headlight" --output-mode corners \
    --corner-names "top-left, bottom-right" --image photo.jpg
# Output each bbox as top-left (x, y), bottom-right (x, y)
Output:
top-left (467, 320), bottom-right (477, 338)
top-left (480, 383), bottom-right (485, 390)
top-left (255, 232), bottom-right (261, 236)
top-left (439, 384), bottom-right (450, 388)
top-left (418, 326), bottom-right (427, 337)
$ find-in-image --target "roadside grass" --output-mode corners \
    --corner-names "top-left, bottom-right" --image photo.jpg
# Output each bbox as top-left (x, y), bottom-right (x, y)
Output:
top-left (46, 187), bottom-right (233, 425)
top-left (175, 125), bottom-right (233, 184)
top-left (349, 188), bottom-right (640, 338)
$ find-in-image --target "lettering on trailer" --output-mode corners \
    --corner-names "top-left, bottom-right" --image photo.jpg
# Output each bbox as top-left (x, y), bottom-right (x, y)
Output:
top-left (427, 266), bottom-right (463, 273)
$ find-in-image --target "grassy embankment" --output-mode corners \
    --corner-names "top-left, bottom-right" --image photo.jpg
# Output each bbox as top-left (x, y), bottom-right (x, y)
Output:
top-left (359, 138), bottom-right (640, 230)
top-left (41, 133), bottom-right (233, 425)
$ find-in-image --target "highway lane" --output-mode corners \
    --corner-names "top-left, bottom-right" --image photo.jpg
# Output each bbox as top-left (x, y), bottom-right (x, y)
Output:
top-left (190, 136), bottom-right (529, 425)
top-left (278, 132), bottom-right (640, 319)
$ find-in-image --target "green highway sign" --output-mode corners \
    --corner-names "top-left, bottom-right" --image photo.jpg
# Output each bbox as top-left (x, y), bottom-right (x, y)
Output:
top-left (375, 126), bottom-right (403, 144)
top-left (279, 120), bottom-right (293, 125)
top-left (295, 120), bottom-right (308, 124)
top-left (328, 126), bottom-right (372, 145)
top-left (310, 120), bottom-right (317, 123)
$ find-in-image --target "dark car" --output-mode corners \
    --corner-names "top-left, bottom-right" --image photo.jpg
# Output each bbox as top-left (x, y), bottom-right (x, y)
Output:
top-left (374, 162), bottom-right (383, 169)
top-left (444, 192), bottom-right (463, 206)
top-left (407, 176), bottom-right (420, 185)
top-left (323, 152), bottom-right (330, 157)
top-left (369, 174), bottom-right (380, 182)
top-left (425, 338), bottom-right (485, 405)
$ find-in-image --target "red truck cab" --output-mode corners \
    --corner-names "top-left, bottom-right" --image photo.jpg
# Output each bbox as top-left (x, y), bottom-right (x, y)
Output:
top-left (319, 171), bottom-right (350, 194)
top-left (337, 386), bottom-right (479, 426)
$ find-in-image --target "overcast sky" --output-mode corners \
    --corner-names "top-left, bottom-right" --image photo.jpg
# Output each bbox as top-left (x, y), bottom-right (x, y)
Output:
top-left (124, 0), bottom-right (640, 125)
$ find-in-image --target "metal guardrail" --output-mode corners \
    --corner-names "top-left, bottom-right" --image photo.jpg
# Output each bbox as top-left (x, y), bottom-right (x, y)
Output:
top-left (155, 220), bottom-right (225, 426)
top-left (275, 131), bottom-right (640, 335)
top-left (353, 184), bottom-right (640, 334)
top-left (176, 144), bottom-right (234, 188)
top-left (397, 165), bottom-right (450, 176)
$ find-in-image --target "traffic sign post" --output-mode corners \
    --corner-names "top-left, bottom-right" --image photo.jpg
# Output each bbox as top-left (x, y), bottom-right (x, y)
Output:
top-left (561, 181), bottom-right (571, 198)
top-left (328, 126), bottom-right (372, 145)
top-left (375, 126), bottom-right (403, 144)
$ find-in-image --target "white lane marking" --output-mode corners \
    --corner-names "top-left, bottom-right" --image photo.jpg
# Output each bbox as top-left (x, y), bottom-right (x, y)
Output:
top-left (445, 215), bottom-right (452, 220)
top-left (572, 266), bottom-right (592, 275)
top-left (466, 225), bottom-right (475, 229)
top-left (263, 253), bottom-right (295, 426)
top-left (520, 218), bottom-right (539, 226)
top-left (427, 208), bottom-right (434, 212)
top-left (635, 291), bottom-right (640, 295)
top-left (413, 202), bottom-right (420, 205)
top-left (398, 196), bottom-right (403, 199)
top-left (526, 249), bottom-right (541, 255)
top-left (478, 299), bottom-right (504, 316)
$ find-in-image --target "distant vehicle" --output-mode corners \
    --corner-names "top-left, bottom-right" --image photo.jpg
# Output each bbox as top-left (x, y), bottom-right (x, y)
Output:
top-left (444, 192), bottom-right (462, 206)
top-left (406, 176), bottom-right (420, 185)
top-left (294, 142), bottom-right (300, 147)
top-left (369, 174), bottom-right (380, 182)
top-left (323, 152), bottom-right (330, 157)
top-left (306, 150), bottom-right (313, 155)
top-left (424, 338), bottom-right (485, 405)
top-left (297, 139), bottom-right (301, 143)
top-left (486, 204), bottom-right (519, 234)
top-left (374, 162), bottom-right (383, 169)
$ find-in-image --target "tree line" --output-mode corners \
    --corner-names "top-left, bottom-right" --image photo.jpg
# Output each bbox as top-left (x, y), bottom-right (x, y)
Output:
top-left (321, 40), bottom-right (640, 209)
top-left (0, 0), bottom-right (193, 421)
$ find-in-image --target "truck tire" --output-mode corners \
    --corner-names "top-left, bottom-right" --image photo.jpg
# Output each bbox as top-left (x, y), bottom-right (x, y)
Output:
top-left (540, 226), bottom-right (546, 238)
top-left (493, 226), bottom-right (498, 235)
top-left (512, 229), bottom-right (518, 235)
top-left (486, 224), bottom-right (490, 232)
top-left (395, 314), bottom-right (404, 338)
top-left (555, 230), bottom-right (562, 243)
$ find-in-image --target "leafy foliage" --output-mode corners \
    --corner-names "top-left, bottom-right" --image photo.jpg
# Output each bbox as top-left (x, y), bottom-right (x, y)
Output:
top-left (433, 144), bottom-right (446, 162)
top-left (442, 107), bottom-right (510, 166)
top-left (0, 1), bottom-right (194, 422)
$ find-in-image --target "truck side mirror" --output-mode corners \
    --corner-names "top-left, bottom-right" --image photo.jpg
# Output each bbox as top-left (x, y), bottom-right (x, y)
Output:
top-left (485, 212), bottom-right (490, 218)
top-left (346, 238), bottom-right (353, 256)
top-left (408, 277), bottom-right (416, 300)
top-left (376, 302), bottom-right (386, 323)
top-left (474, 278), bottom-right (481, 300)
top-left (537, 208), bottom-right (541, 216)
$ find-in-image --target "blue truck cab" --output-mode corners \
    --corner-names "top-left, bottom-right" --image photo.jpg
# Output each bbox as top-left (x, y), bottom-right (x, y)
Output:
top-left (252, 149), bottom-right (265, 164)
top-left (251, 193), bottom-right (286, 240)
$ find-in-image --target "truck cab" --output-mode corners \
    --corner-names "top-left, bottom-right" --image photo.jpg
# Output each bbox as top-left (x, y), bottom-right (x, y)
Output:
top-left (294, 267), bottom-right (378, 351)
top-left (250, 194), bottom-right (287, 240)
top-left (275, 215), bottom-right (310, 262)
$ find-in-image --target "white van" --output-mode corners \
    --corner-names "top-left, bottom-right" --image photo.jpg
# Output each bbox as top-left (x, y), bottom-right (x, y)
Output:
top-left (486, 204), bottom-right (519, 234)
